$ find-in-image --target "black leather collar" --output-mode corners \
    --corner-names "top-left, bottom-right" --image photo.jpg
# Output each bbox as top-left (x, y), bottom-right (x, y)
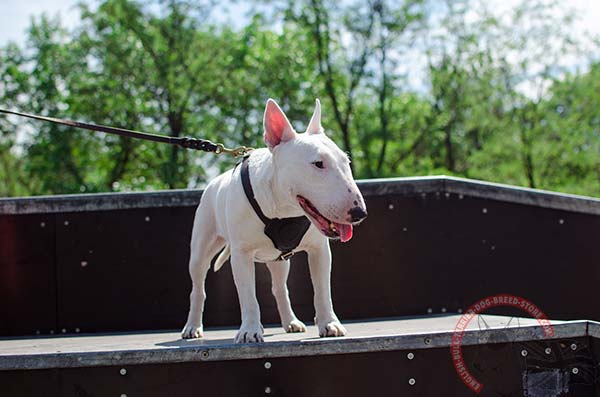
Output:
top-left (240, 156), bottom-right (311, 261)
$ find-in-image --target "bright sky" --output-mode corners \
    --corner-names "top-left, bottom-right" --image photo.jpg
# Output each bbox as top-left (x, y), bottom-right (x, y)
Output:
top-left (2, 0), bottom-right (600, 46)
top-left (0, 0), bottom-right (80, 45)
top-left (0, 0), bottom-right (253, 45)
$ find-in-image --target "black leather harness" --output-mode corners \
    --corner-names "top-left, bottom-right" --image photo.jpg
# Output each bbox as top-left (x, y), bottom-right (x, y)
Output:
top-left (240, 156), bottom-right (311, 261)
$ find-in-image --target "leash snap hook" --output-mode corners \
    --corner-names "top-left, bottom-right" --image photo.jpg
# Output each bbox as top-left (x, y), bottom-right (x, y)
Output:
top-left (216, 143), bottom-right (254, 158)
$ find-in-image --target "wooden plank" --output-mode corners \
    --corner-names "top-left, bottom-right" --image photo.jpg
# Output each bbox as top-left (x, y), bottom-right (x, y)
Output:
top-left (0, 214), bottom-right (57, 336)
top-left (2, 337), bottom-right (596, 397)
top-left (0, 369), bottom-right (59, 397)
top-left (329, 193), bottom-right (600, 324)
top-left (2, 176), bottom-right (600, 216)
top-left (0, 315), bottom-right (588, 371)
top-left (54, 208), bottom-right (194, 333)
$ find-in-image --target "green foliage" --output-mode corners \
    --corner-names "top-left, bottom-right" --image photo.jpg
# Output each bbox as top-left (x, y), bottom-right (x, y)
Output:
top-left (0, 0), bottom-right (599, 197)
top-left (535, 64), bottom-right (600, 196)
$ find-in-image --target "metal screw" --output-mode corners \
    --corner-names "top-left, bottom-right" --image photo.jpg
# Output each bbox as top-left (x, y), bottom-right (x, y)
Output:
top-left (265, 386), bottom-right (272, 394)
top-left (50, 330), bottom-right (54, 335)
top-left (201, 350), bottom-right (209, 359)
top-left (445, 192), bottom-right (450, 198)
top-left (120, 394), bottom-right (127, 397)
top-left (482, 208), bottom-right (488, 214)
top-left (421, 193), bottom-right (426, 198)
top-left (491, 245), bottom-right (496, 250)
top-left (64, 220), bottom-right (69, 226)
top-left (459, 194), bottom-right (464, 199)
top-left (120, 368), bottom-right (127, 376)
top-left (388, 204), bottom-right (394, 210)
top-left (570, 343), bottom-right (577, 351)
top-left (145, 216), bottom-right (151, 222)
top-left (264, 361), bottom-right (271, 369)
top-left (559, 219), bottom-right (564, 224)
top-left (61, 329), bottom-right (66, 334)
top-left (521, 349), bottom-right (528, 357)
top-left (427, 308), bottom-right (432, 314)
top-left (407, 352), bottom-right (414, 360)
top-left (441, 307), bottom-right (447, 313)
top-left (545, 347), bottom-right (552, 355)
top-left (402, 227), bottom-right (408, 232)
top-left (424, 337), bottom-right (432, 345)
top-left (408, 378), bottom-right (416, 386)
top-left (40, 222), bottom-right (46, 228)
top-left (81, 261), bottom-right (88, 268)
top-left (35, 330), bottom-right (40, 335)
top-left (75, 328), bottom-right (80, 333)
top-left (572, 367), bottom-right (579, 375)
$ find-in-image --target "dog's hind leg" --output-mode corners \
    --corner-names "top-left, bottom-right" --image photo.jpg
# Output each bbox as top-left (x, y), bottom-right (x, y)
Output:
top-left (181, 204), bottom-right (225, 339)
top-left (266, 260), bottom-right (307, 333)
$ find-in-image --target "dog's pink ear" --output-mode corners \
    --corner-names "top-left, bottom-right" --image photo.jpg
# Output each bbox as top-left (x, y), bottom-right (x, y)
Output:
top-left (263, 99), bottom-right (295, 149)
top-left (306, 99), bottom-right (322, 135)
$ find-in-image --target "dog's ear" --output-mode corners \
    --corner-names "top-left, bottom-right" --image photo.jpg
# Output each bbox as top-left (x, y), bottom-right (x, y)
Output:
top-left (264, 99), bottom-right (296, 150)
top-left (307, 98), bottom-right (322, 135)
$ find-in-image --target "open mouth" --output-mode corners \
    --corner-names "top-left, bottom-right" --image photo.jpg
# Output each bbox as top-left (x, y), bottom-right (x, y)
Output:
top-left (296, 196), bottom-right (353, 242)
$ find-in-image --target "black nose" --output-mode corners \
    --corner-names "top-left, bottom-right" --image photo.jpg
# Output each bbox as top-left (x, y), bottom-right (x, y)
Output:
top-left (348, 206), bottom-right (368, 223)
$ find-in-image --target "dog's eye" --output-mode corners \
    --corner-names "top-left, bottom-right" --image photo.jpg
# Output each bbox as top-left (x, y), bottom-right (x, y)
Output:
top-left (313, 161), bottom-right (325, 169)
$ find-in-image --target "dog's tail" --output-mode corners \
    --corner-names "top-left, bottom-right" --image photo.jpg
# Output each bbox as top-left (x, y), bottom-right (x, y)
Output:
top-left (213, 245), bottom-right (230, 272)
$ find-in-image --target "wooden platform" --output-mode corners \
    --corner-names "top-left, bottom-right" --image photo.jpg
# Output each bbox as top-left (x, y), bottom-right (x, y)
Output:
top-left (2, 176), bottom-right (600, 395)
top-left (2, 176), bottom-right (600, 339)
top-left (2, 315), bottom-right (599, 395)
top-left (0, 314), bottom-right (594, 370)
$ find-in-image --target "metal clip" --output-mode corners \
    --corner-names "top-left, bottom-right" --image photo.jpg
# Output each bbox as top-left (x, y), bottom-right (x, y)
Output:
top-left (215, 143), bottom-right (254, 158)
top-left (279, 251), bottom-right (295, 261)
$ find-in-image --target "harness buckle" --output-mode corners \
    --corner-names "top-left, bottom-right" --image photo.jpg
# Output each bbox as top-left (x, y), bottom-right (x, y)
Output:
top-left (279, 251), bottom-right (296, 261)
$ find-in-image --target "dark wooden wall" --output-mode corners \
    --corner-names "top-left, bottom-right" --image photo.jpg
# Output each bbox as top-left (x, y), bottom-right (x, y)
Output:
top-left (1, 179), bottom-right (599, 337)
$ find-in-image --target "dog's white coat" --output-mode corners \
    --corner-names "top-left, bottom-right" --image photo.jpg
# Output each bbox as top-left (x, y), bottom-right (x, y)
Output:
top-left (181, 99), bottom-right (366, 343)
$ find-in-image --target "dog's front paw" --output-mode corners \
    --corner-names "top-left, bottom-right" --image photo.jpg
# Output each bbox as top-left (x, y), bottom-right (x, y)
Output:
top-left (317, 319), bottom-right (347, 337)
top-left (285, 319), bottom-right (307, 333)
top-left (234, 323), bottom-right (264, 343)
top-left (181, 324), bottom-right (204, 339)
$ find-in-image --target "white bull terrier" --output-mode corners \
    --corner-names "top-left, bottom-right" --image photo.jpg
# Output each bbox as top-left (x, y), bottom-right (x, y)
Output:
top-left (181, 98), bottom-right (367, 343)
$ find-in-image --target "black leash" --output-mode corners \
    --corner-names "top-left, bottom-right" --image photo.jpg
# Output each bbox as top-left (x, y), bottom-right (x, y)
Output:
top-left (0, 108), bottom-right (253, 157)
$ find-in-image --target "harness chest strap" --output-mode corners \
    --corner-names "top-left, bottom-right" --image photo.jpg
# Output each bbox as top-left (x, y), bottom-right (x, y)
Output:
top-left (240, 156), bottom-right (311, 261)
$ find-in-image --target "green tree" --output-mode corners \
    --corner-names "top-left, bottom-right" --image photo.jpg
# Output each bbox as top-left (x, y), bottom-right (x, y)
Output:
top-left (75, 0), bottom-right (231, 189)
top-left (291, 0), bottom-right (427, 174)
top-left (537, 63), bottom-right (600, 196)
top-left (423, 0), bottom-right (583, 190)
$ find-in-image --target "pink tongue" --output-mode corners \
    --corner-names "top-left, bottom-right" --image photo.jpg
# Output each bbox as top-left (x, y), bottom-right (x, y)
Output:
top-left (336, 223), bottom-right (353, 242)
